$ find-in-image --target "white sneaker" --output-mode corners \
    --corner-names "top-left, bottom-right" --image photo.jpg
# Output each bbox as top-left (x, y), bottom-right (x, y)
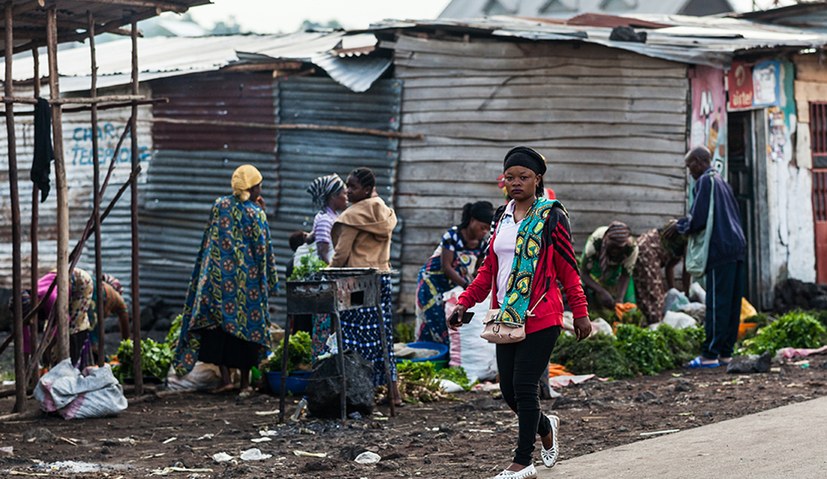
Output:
top-left (492, 464), bottom-right (537, 479)
top-left (540, 414), bottom-right (559, 468)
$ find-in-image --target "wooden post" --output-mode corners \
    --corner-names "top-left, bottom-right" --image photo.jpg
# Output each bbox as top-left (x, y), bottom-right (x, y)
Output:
top-left (6, 3), bottom-right (26, 413)
top-left (88, 12), bottom-right (105, 366)
top-left (130, 20), bottom-right (143, 395)
top-left (278, 315), bottom-right (293, 423)
top-left (47, 6), bottom-right (69, 362)
top-left (29, 46), bottom-right (41, 386)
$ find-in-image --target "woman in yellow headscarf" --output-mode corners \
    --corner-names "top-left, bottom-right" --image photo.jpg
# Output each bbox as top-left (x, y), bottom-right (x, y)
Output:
top-left (173, 165), bottom-right (278, 396)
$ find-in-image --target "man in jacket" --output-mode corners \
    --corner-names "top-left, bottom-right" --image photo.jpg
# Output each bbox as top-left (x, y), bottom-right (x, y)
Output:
top-left (674, 146), bottom-right (747, 368)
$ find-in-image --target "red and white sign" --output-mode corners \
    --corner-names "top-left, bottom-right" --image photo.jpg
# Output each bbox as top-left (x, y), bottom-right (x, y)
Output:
top-left (728, 62), bottom-right (754, 110)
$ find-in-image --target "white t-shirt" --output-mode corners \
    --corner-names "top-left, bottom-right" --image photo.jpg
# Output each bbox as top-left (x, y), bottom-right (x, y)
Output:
top-left (492, 200), bottom-right (520, 305)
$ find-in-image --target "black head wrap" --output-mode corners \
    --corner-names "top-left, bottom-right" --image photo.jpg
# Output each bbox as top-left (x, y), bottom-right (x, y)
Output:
top-left (503, 146), bottom-right (547, 175)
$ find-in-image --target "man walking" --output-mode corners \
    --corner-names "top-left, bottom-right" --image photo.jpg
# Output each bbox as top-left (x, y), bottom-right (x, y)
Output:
top-left (674, 146), bottom-right (746, 368)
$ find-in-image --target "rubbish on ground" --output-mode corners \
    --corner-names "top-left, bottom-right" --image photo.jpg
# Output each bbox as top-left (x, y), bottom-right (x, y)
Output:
top-left (639, 429), bottom-right (680, 437)
top-left (212, 452), bottom-right (233, 463)
top-left (726, 353), bottom-right (772, 374)
top-left (23, 428), bottom-right (55, 443)
top-left (549, 374), bottom-right (596, 388)
top-left (161, 437), bottom-right (177, 444)
top-left (58, 437), bottom-right (78, 446)
top-left (10, 471), bottom-right (49, 477)
top-left (290, 398), bottom-right (308, 422)
top-left (165, 362), bottom-right (222, 391)
top-left (41, 461), bottom-right (109, 473)
top-left (468, 429), bottom-right (495, 433)
top-left (195, 434), bottom-right (214, 441)
top-left (438, 379), bottom-right (464, 393)
top-left (662, 311), bottom-right (697, 330)
top-left (259, 429), bottom-right (279, 437)
top-left (777, 345), bottom-right (827, 360)
top-left (240, 448), bottom-right (272, 461)
top-left (34, 359), bottom-right (127, 420)
top-left (117, 437), bottom-right (137, 445)
top-left (254, 410), bottom-right (280, 416)
top-left (150, 466), bottom-right (213, 475)
top-left (0, 446), bottom-right (12, 456)
top-left (355, 451), bottom-right (382, 464)
top-left (292, 450), bottom-right (327, 458)
top-left (212, 452), bottom-right (233, 462)
top-left (250, 437), bottom-right (271, 443)
top-left (299, 427), bottom-right (316, 435)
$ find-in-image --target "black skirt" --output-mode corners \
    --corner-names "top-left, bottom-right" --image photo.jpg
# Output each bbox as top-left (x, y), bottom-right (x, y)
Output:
top-left (197, 328), bottom-right (261, 369)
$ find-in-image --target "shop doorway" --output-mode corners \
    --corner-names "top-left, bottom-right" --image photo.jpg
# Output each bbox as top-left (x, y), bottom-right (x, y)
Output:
top-left (728, 110), bottom-right (770, 306)
top-left (810, 102), bottom-right (827, 284)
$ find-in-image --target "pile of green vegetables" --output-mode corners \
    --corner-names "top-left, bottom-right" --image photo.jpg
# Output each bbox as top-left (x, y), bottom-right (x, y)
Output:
top-left (264, 331), bottom-right (313, 372)
top-left (395, 361), bottom-right (474, 403)
top-left (552, 324), bottom-right (704, 379)
top-left (111, 338), bottom-right (174, 382)
top-left (740, 310), bottom-right (827, 355)
top-left (288, 254), bottom-right (328, 281)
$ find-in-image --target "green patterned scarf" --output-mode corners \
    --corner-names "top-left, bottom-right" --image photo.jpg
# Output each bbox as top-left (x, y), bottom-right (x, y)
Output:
top-left (498, 198), bottom-right (561, 326)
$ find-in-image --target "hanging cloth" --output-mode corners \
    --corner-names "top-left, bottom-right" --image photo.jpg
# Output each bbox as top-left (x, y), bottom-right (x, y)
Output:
top-left (31, 97), bottom-right (55, 203)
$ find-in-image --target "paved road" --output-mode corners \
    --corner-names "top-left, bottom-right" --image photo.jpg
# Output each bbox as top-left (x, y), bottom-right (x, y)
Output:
top-left (543, 395), bottom-right (827, 479)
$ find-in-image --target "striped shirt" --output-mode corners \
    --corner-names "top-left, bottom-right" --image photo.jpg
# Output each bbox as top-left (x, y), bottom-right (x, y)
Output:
top-left (313, 207), bottom-right (338, 262)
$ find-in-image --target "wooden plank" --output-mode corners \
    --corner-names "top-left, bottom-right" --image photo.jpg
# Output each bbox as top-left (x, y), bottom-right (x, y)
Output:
top-left (392, 35), bottom-right (680, 68)
top-left (401, 109), bottom-right (686, 127)
top-left (396, 65), bottom-right (688, 79)
top-left (399, 135), bottom-right (685, 154)
top-left (401, 75), bottom-right (689, 89)
top-left (394, 52), bottom-right (685, 73)
top-left (402, 123), bottom-right (685, 143)
top-left (399, 146), bottom-right (685, 168)
top-left (400, 96), bottom-right (687, 114)
top-left (402, 83), bottom-right (687, 102)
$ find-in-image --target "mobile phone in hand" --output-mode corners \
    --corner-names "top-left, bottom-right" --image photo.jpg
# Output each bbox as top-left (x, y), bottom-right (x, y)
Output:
top-left (449, 310), bottom-right (475, 326)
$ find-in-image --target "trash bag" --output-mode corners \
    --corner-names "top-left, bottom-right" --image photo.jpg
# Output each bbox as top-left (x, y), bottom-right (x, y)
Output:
top-left (306, 350), bottom-right (374, 419)
top-left (34, 359), bottom-right (128, 420)
top-left (740, 298), bottom-right (758, 322)
top-left (726, 352), bottom-right (772, 374)
top-left (662, 311), bottom-right (697, 330)
top-left (663, 288), bottom-right (690, 315)
top-left (165, 362), bottom-right (223, 391)
top-left (444, 289), bottom-right (497, 382)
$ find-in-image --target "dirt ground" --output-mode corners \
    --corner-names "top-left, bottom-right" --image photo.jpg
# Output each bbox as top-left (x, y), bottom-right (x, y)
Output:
top-left (0, 361), bottom-right (825, 478)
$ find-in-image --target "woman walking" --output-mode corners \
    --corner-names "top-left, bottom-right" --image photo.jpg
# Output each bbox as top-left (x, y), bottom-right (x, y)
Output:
top-left (415, 201), bottom-right (493, 344)
top-left (173, 165), bottom-right (278, 396)
top-left (451, 147), bottom-right (591, 479)
top-left (330, 167), bottom-right (401, 405)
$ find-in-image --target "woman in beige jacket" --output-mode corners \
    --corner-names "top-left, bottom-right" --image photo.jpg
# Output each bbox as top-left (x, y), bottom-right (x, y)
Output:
top-left (331, 167), bottom-right (401, 406)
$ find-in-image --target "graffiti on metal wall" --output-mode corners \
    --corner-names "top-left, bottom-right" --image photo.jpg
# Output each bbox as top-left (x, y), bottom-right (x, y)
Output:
top-left (68, 121), bottom-right (151, 166)
top-left (690, 65), bottom-right (727, 175)
top-left (767, 61), bottom-right (796, 164)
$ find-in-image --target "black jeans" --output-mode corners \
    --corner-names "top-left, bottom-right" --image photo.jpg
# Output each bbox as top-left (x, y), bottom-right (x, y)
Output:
top-left (497, 326), bottom-right (561, 466)
top-left (702, 261), bottom-right (746, 359)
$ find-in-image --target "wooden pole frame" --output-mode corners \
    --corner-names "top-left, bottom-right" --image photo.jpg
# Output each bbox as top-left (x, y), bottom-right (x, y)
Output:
top-left (89, 11), bottom-right (106, 366)
top-left (6, 2), bottom-right (26, 413)
top-left (46, 6), bottom-right (70, 362)
top-left (28, 46), bottom-right (41, 389)
top-left (130, 19), bottom-right (143, 395)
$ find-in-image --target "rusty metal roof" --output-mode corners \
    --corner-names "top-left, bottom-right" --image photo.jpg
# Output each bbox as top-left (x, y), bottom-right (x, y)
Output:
top-left (366, 14), bottom-right (827, 67)
top-left (0, 0), bottom-right (210, 56)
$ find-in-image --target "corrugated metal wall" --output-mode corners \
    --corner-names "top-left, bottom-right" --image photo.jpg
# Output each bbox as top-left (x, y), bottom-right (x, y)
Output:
top-left (144, 72), bottom-right (278, 310)
top-left (392, 34), bottom-right (690, 314)
top-left (0, 86), bottom-right (153, 301)
top-left (272, 76), bottom-right (403, 313)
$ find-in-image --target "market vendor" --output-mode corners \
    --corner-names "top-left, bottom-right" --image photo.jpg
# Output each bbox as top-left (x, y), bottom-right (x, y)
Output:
top-left (329, 167), bottom-right (402, 406)
top-left (632, 222), bottom-right (687, 324)
top-left (580, 222), bottom-right (638, 311)
top-left (173, 164), bottom-right (278, 397)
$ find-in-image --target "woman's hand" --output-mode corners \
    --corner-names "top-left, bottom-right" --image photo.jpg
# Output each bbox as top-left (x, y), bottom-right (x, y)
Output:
top-left (598, 289), bottom-right (615, 309)
top-left (573, 316), bottom-right (592, 341)
top-left (255, 196), bottom-right (266, 209)
top-left (447, 304), bottom-right (467, 331)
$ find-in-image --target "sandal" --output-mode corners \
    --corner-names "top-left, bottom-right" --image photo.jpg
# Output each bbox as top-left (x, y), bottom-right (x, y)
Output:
top-left (686, 356), bottom-right (719, 369)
